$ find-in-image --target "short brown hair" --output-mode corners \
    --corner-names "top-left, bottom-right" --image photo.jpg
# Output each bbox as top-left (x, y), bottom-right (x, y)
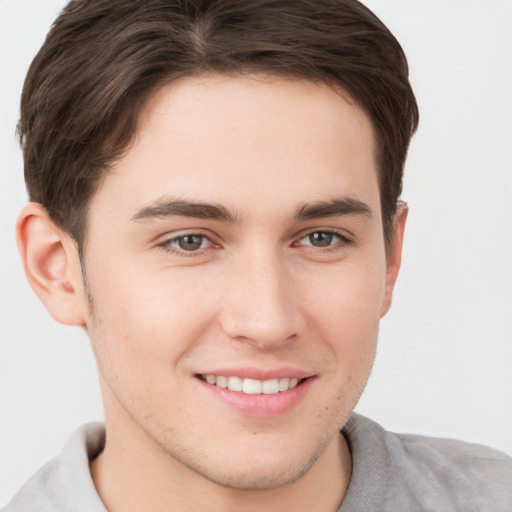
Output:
top-left (19, 0), bottom-right (418, 251)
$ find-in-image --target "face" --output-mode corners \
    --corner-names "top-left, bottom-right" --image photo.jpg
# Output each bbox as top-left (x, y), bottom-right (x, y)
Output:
top-left (81, 74), bottom-right (397, 490)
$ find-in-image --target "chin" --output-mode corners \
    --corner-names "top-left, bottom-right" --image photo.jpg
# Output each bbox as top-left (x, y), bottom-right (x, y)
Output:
top-left (187, 453), bottom-right (319, 491)
top-left (166, 429), bottom-right (333, 492)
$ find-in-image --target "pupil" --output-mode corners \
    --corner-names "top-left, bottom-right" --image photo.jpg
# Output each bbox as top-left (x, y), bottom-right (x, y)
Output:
top-left (309, 232), bottom-right (332, 247)
top-left (178, 235), bottom-right (203, 251)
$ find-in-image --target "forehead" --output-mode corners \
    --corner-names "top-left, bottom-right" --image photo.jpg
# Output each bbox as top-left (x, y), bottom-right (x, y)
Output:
top-left (90, 73), bottom-right (380, 222)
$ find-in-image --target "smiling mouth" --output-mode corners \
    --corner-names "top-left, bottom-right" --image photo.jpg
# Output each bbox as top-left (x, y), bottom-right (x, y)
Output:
top-left (197, 374), bottom-right (307, 395)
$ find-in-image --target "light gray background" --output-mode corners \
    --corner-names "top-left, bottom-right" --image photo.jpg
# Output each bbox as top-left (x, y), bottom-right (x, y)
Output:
top-left (1, 0), bottom-right (511, 506)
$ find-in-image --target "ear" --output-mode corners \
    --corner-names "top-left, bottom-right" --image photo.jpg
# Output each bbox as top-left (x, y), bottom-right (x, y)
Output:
top-left (380, 202), bottom-right (408, 317)
top-left (16, 203), bottom-right (87, 326)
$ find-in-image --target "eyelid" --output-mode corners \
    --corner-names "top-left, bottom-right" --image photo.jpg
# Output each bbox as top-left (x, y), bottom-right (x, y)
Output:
top-left (294, 227), bottom-right (354, 246)
top-left (154, 226), bottom-right (354, 258)
top-left (156, 227), bottom-right (216, 244)
top-left (170, 234), bottom-right (211, 249)
top-left (156, 229), bottom-right (220, 257)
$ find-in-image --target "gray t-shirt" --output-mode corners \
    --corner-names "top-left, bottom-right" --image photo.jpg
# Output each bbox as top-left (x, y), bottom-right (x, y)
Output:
top-left (3, 414), bottom-right (512, 511)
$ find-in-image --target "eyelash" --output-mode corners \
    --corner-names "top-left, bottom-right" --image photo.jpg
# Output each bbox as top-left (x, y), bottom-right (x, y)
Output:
top-left (295, 230), bottom-right (354, 252)
top-left (158, 233), bottom-right (215, 257)
top-left (158, 229), bottom-right (353, 257)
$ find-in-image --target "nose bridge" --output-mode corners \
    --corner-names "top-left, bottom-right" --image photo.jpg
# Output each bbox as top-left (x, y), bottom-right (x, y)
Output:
top-left (220, 244), bottom-right (304, 347)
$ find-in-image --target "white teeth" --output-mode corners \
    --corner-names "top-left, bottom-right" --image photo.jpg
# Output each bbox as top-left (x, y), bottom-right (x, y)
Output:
top-left (278, 377), bottom-right (290, 392)
top-left (243, 378), bottom-right (262, 394)
top-left (227, 376), bottom-right (243, 392)
top-left (262, 379), bottom-right (279, 394)
top-left (216, 375), bottom-right (228, 388)
top-left (202, 375), bottom-right (304, 394)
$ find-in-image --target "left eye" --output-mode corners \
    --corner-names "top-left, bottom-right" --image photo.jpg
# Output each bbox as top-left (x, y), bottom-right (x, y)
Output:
top-left (300, 231), bottom-right (341, 247)
top-left (168, 234), bottom-right (210, 251)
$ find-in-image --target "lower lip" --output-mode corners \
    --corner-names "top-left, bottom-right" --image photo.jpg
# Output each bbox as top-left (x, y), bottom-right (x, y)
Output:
top-left (197, 377), bottom-right (314, 418)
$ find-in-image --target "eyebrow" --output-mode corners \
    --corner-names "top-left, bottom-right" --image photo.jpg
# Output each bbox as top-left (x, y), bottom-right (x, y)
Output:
top-left (131, 196), bottom-right (372, 224)
top-left (294, 197), bottom-right (372, 221)
top-left (131, 198), bottom-right (238, 223)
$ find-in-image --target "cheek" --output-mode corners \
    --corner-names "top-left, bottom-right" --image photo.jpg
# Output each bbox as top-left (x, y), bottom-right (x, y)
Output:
top-left (84, 257), bottom-right (217, 373)
top-left (305, 260), bottom-right (386, 377)
top-left (306, 257), bottom-right (387, 328)
top-left (84, 269), bottom-right (210, 423)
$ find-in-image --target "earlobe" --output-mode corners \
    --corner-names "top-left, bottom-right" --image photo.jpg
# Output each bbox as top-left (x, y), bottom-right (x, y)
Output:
top-left (16, 203), bottom-right (86, 326)
top-left (381, 202), bottom-right (408, 317)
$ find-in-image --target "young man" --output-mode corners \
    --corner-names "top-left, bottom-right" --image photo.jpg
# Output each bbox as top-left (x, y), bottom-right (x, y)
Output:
top-left (3, 1), bottom-right (511, 511)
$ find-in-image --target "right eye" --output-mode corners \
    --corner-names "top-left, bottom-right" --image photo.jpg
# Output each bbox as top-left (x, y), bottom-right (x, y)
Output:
top-left (300, 231), bottom-right (338, 247)
top-left (161, 234), bottom-right (212, 253)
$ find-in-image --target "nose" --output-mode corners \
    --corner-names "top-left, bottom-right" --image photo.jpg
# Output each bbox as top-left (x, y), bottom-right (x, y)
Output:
top-left (219, 248), bottom-right (306, 349)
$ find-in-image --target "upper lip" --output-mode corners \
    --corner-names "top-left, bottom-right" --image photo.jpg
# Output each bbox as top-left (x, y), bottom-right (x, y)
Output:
top-left (196, 367), bottom-right (315, 381)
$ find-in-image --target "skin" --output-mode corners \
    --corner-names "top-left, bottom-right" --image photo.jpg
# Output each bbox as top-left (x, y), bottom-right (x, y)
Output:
top-left (17, 74), bottom-right (407, 512)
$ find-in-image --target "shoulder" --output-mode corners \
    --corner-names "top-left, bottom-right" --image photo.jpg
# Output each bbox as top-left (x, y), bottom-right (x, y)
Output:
top-left (3, 423), bottom-right (106, 512)
top-left (394, 427), bottom-right (512, 480)
top-left (340, 414), bottom-right (512, 512)
top-left (389, 427), bottom-right (512, 508)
